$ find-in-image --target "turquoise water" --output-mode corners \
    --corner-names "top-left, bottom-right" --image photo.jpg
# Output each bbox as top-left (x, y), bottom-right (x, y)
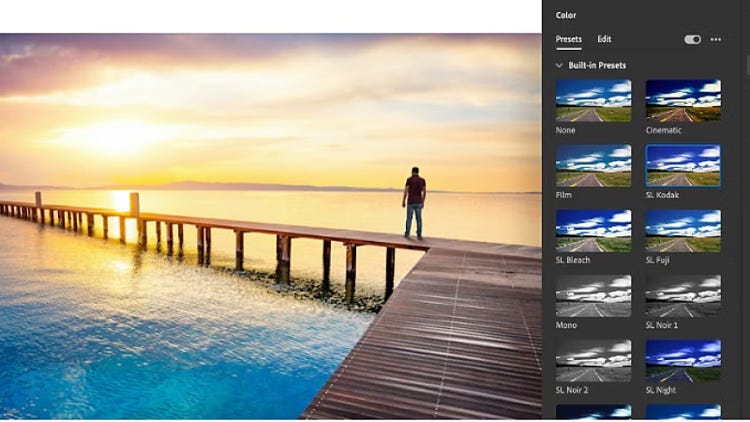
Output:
top-left (0, 217), bottom-right (372, 419)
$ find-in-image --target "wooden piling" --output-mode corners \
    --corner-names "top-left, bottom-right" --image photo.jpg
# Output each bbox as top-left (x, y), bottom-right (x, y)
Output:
top-left (155, 221), bottom-right (162, 244)
top-left (138, 219), bottom-right (147, 247)
top-left (204, 227), bottom-right (212, 265)
top-left (86, 213), bottom-right (94, 236)
top-left (78, 212), bottom-right (83, 230)
top-left (235, 230), bottom-right (244, 271)
top-left (61, 210), bottom-right (67, 229)
top-left (119, 216), bottom-right (126, 243)
top-left (166, 223), bottom-right (174, 254)
top-left (102, 215), bottom-right (109, 239)
top-left (177, 224), bottom-right (184, 249)
top-left (322, 240), bottom-right (331, 292)
top-left (276, 234), bottom-right (292, 283)
top-left (385, 247), bottom-right (395, 300)
top-left (197, 226), bottom-right (205, 264)
top-left (345, 243), bottom-right (357, 304)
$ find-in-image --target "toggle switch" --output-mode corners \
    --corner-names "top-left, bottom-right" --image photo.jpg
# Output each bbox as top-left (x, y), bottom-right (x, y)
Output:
top-left (684, 34), bottom-right (702, 45)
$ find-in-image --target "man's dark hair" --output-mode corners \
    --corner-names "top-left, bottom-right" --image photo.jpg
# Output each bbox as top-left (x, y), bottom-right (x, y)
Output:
top-left (412, 166), bottom-right (419, 174)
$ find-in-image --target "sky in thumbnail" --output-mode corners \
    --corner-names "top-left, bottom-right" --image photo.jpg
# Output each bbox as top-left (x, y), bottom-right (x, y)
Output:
top-left (556, 339), bottom-right (632, 368)
top-left (556, 209), bottom-right (632, 238)
top-left (556, 144), bottom-right (631, 173)
top-left (646, 144), bottom-right (720, 173)
top-left (0, 34), bottom-right (541, 192)
top-left (645, 210), bottom-right (721, 238)
top-left (555, 79), bottom-right (631, 107)
top-left (646, 79), bottom-right (721, 107)
top-left (645, 404), bottom-right (721, 420)
top-left (555, 274), bottom-right (631, 303)
top-left (556, 405), bottom-right (632, 420)
top-left (645, 275), bottom-right (721, 303)
top-left (645, 339), bottom-right (721, 368)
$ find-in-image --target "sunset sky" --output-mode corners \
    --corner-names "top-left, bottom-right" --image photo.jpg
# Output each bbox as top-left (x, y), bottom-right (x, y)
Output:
top-left (0, 34), bottom-right (540, 192)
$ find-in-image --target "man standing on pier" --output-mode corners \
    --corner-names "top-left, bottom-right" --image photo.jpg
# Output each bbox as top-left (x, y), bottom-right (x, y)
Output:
top-left (402, 166), bottom-right (426, 240)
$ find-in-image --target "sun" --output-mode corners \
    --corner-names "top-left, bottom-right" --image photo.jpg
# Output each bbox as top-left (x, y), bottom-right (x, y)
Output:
top-left (53, 120), bottom-right (169, 156)
top-left (111, 190), bottom-right (131, 212)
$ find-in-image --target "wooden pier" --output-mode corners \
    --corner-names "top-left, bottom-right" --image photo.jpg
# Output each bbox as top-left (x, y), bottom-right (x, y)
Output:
top-left (302, 244), bottom-right (541, 419)
top-left (0, 192), bottom-right (542, 418)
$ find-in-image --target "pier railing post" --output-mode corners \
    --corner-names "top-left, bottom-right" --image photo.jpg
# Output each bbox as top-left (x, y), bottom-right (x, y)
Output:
top-left (345, 243), bottom-right (358, 304)
top-left (129, 192), bottom-right (140, 217)
top-left (385, 247), bottom-right (395, 300)
top-left (235, 230), bottom-right (244, 271)
top-left (276, 234), bottom-right (292, 283)
top-left (33, 192), bottom-right (42, 223)
top-left (322, 240), bottom-right (331, 293)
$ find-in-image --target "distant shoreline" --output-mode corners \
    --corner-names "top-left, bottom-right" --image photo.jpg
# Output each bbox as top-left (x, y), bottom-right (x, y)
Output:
top-left (0, 181), bottom-right (540, 195)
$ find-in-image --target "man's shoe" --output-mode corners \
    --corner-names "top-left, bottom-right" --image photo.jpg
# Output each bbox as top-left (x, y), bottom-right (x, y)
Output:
top-left (417, 235), bottom-right (423, 240)
top-left (404, 233), bottom-right (410, 238)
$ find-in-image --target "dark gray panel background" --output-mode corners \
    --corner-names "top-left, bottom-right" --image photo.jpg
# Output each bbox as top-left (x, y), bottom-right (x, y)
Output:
top-left (543, 1), bottom-right (741, 418)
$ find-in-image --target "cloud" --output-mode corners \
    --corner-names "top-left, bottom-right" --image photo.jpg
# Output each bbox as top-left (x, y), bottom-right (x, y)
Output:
top-left (701, 340), bottom-right (721, 353)
top-left (699, 276), bottom-right (721, 288)
top-left (609, 81), bottom-right (631, 93)
top-left (609, 276), bottom-right (631, 288)
top-left (564, 218), bottom-right (604, 229)
top-left (610, 340), bottom-right (631, 353)
top-left (700, 406), bottom-right (721, 418)
top-left (700, 146), bottom-right (720, 158)
top-left (610, 406), bottom-right (631, 418)
top-left (700, 211), bottom-right (721, 223)
top-left (609, 210), bottom-right (631, 223)
top-left (609, 145), bottom-right (631, 157)
top-left (564, 89), bottom-right (604, 99)
top-left (700, 80), bottom-right (721, 93)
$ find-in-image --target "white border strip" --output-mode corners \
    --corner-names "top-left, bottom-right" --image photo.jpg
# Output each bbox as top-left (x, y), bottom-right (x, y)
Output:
top-left (1, 0), bottom-right (541, 33)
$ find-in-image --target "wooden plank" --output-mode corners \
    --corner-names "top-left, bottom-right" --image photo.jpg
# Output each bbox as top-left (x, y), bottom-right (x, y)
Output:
top-left (302, 249), bottom-right (541, 419)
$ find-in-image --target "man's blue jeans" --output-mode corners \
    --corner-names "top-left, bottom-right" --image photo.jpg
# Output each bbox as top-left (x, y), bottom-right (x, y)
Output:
top-left (405, 204), bottom-right (423, 237)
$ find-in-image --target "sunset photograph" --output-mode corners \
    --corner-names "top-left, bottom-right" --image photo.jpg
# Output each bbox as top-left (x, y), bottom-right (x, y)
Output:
top-left (0, 34), bottom-right (542, 419)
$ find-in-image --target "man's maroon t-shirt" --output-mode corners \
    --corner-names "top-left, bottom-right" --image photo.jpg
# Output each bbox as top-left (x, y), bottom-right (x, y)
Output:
top-left (405, 175), bottom-right (426, 205)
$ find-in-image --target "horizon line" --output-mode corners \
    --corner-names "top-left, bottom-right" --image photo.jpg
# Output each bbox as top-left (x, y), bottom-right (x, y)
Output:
top-left (0, 180), bottom-right (541, 195)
